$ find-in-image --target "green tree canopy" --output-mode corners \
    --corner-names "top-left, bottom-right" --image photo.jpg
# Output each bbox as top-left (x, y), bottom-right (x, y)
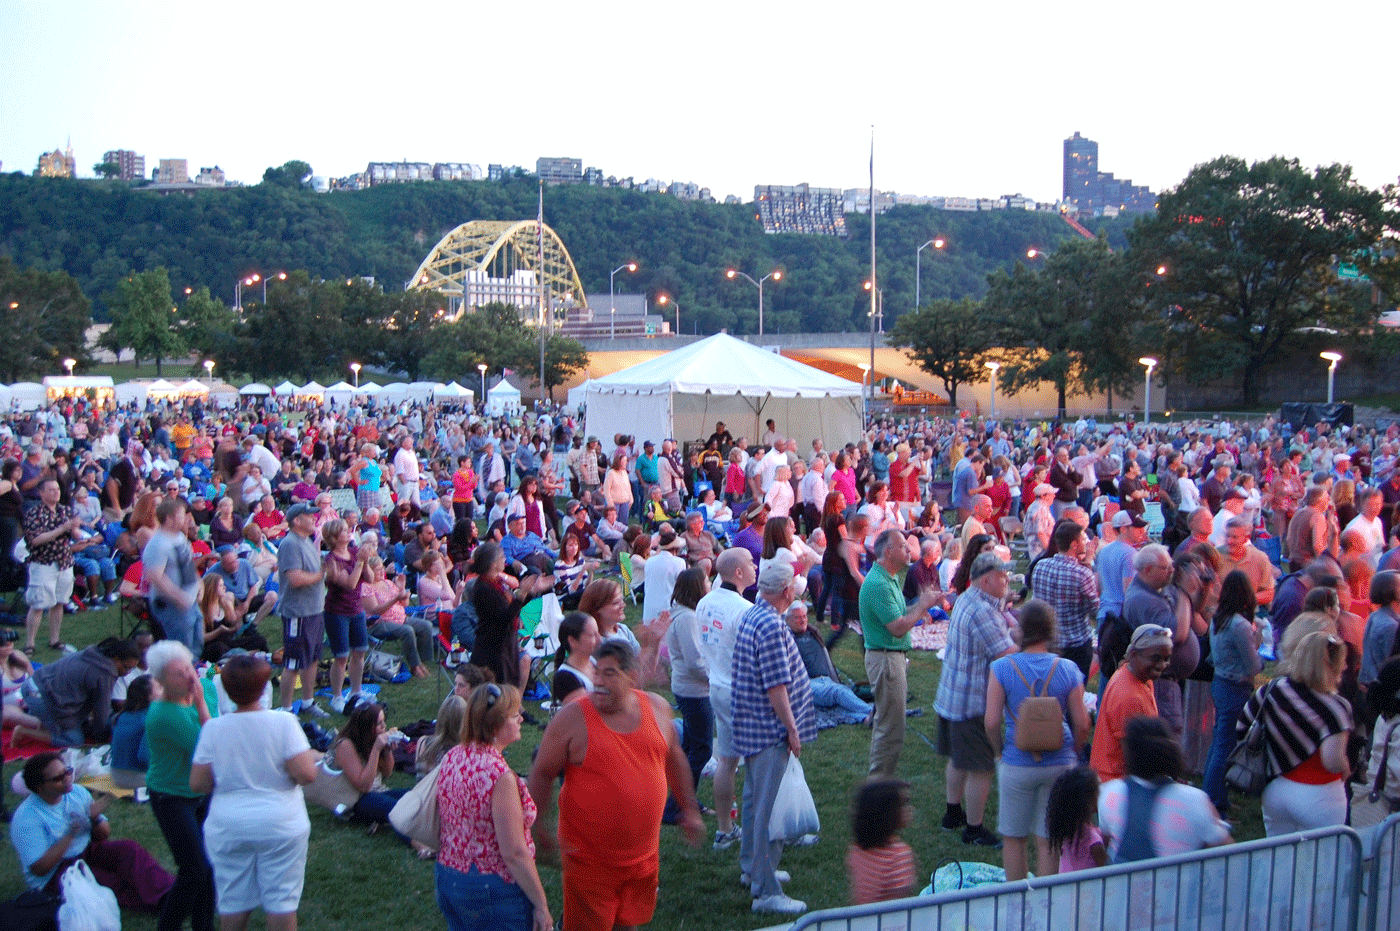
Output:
top-left (93, 161), bottom-right (119, 179)
top-left (100, 267), bottom-right (184, 375)
top-left (261, 160), bottom-right (313, 189)
top-left (886, 297), bottom-right (993, 410)
top-left (178, 286), bottom-right (237, 363)
top-left (1128, 156), bottom-right (1395, 405)
top-left (0, 256), bottom-right (92, 382)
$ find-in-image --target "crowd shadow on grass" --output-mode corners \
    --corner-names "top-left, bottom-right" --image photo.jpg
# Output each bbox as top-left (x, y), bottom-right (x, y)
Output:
top-left (0, 597), bottom-right (1267, 931)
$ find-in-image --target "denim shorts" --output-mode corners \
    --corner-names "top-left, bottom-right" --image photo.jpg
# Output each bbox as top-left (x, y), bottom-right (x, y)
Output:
top-left (436, 862), bottom-right (531, 931)
top-left (324, 611), bottom-right (368, 658)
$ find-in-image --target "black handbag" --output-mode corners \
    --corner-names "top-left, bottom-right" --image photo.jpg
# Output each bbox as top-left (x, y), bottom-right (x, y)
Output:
top-left (1225, 680), bottom-right (1277, 796)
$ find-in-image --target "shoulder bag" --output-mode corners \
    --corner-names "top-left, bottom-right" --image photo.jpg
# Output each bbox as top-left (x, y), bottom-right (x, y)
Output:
top-left (1009, 656), bottom-right (1065, 759)
top-left (1225, 679), bottom-right (1277, 796)
top-left (389, 763), bottom-right (441, 850)
top-left (301, 740), bottom-right (364, 814)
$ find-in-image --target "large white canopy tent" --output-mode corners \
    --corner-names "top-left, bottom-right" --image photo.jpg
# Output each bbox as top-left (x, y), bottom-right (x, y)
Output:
top-left (9, 382), bottom-right (45, 411)
top-left (583, 333), bottom-right (863, 452)
top-left (486, 380), bottom-right (522, 417)
top-left (324, 381), bottom-right (358, 407)
top-left (239, 383), bottom-right (272, 396)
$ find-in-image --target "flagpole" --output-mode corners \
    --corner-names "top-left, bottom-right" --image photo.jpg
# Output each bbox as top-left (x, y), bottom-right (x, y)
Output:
top-left (868, 125), bottom-right (877, 422)
top-left (538, 181), bottom-right (547, 405)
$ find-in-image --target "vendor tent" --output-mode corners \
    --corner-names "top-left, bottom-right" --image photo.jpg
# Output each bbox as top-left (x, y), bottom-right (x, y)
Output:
top-left (0, 385), bottom-right (11, 409)
top-left (324, 381), bottom-right (358, 407)
top-left (567, 380), bottom-right (591, 411)
top-left (378, 382), bottom-right (409, 404)
top-left (239, 383), bottom-right (272, 396)
top-left (10, 382), bottom-right (45, 411)
top-left (146, 379), bottom-right (181, 400)
top-left (295, 381), bottom-right (326, 399)
top-left (486, 380), bottom-right (522, 416)
top-left (583, 332), bottom-right (863, 452)
top-left (209, 384), bottom-right (239, 408)
top-left (273, 381), bottom-right (299, 396)
top-left (43, 375), bottom-right (115, 402)
top-left (175, 380), bottom-right (209, 397)
top-left (436, 382), bottom-right (474, 403)
top-left (357, 381), bottom-right (382, 395)
top-left (406, 382), bottom-right (437, 404)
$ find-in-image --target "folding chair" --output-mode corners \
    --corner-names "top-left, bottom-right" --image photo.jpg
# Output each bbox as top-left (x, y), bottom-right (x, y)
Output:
top-left (617, 556), bottom-right (638, 604)
top-left (1000, 516), bottom-right (1029, 564)
top-left (519, 594), bottom-right (563, 700)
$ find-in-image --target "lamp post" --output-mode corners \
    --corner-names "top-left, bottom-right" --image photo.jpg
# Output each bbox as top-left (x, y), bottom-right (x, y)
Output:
top-left (1139, 357), bottom-right (1158, 425)
top-left (203, 359), bottom-right (214, 383)
top-left (862, 281), bottom-right (885, 334)
top-left (725, 268), bottom-right (782, 337)
top-left (985, 360), bottom-right (1000, 420)
top-left (1026, 248), bottom-right (1046, 260)
top-left (915, 237), bottom-right (945, 310)
top-left (261, 271), bottom-right (286, 303)
top-left (609, 262), bottom-right (637, 340)
top-left (63, 358), bottom-right (76, 378)
top-left (234, 275), bottom-right (251, 312)
top-left (477, 363), bottom-right (488, 402)
top-left (657, 295), bottom-right (680, 336)
top-left (858, 363), bottom-right (871, 424)
top-left (1321, 351), bottom-right (1343, 403)
top-left (350, 362), bottom-right (361, 388)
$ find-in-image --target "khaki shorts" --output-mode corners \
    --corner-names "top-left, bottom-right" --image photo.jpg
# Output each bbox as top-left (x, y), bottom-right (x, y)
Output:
top-left (26, 562), bottom-right (74, 610)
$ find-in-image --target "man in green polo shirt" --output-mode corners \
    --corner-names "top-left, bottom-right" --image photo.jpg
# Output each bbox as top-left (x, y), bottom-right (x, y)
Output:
top-left (860, 529), bottom-right (940, 777)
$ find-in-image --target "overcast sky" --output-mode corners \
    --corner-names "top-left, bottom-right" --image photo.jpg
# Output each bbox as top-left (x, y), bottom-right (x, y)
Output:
top-left (3, 1), bottom-right (1396, 204)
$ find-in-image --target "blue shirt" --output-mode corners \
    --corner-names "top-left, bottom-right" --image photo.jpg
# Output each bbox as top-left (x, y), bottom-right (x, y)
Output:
top-left (989, 652), bottom-right (1083, 767)
top-left (502, 531), bottom-right (556, 564)
top-left (109, 709), bottom-right (149, 773)
top-left (10, 784), bottom-right (100, 889)
top-left (1095, 540), bottom-right (1137, 620)
top-left (1362, 607), bottom-right (1400, 686)
top-left (729, 597), bottom-right (816, 758)
top-left (951, 459), bottom-right (978, 510)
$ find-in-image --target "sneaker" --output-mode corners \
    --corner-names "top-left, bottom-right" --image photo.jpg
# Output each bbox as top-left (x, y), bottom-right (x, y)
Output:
top-left (962, 825), bottom-right (1003, 848)
top-left (751, 894), bottom-right (806, 916)
top-left (106, 591), bottom-right (120, 604)
top-left (304, 703), bottom-right (330, 720)
top-left (740, 870), bottom-right (790, 886)
top-left (329, 694), bottom-right (348, 715)
top-left (941, 808), bottom-right (967, 831)
top-left (791, 833), bottom-right (819, 847)
top-left (713, 827), bottom-right (742, 850)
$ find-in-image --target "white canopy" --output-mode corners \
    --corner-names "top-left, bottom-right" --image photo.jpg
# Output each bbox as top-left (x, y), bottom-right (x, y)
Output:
top-left (378, 382), bottom-right (409, 403)
top-left (295, 381), bottom-right (326, 398)
top-left (486, 380), bottom-right (522, 416)
top-left (0, 385), bottom-right (11, 407)
top-left (406, 381), bottom-right (437, 404)
top-left (437, 382), bottom-right (474, 401)
top-left (584, 333), bottom-right (863, 452)
top-left (567, 379), bottom-right (591, 411)
top-left (175, 379), bottom-right (209, 396)
top-left (146, 379), bottom-right (181, 399)
top-left (209, 384), bottom-right (239, 408)
top-left (324, 381), bottom-right (358, 406)
top-left (357, 381), bottom-right (382, 395)
top-left (239, 383), bottom-right (272, 396)
top-left (10, 382), bottom-right (45, 411)
top-left (273, 381), bottom-right (299, 396)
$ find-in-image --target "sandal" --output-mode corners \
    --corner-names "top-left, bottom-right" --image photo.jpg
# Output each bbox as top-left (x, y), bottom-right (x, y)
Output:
top-left (22, 645), bottom-right (35, 656)
top-left (49, 642), bottom-right (71, 653)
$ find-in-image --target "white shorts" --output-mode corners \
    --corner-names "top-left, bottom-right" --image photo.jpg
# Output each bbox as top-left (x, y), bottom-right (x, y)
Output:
top-left (710, 684), bottom-right (736, 759)
top-left (206, 827), bottom-right (310, 915)
top-left (25, 562), bottom-right (74, 610)
top-left (996, 761), bottom-right (1072, 839)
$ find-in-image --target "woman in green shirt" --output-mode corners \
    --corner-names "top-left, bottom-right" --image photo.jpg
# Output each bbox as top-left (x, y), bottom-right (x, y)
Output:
top-left (145, 639), bottom-right (215, 931)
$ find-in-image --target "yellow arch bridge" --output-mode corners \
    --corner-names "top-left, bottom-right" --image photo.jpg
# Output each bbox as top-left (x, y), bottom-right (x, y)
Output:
top-left (407, 220), bottom-right (589, 324)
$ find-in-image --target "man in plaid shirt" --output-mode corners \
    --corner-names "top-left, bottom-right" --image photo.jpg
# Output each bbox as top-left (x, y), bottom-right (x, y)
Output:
top-left (23, 478), bottom-right (90, 654)
top-left (1030, 521), bottom-right (1100, 680)
top-left (934, 552), bottom-right (1016, 847)
top-left (730, 561), bottom-right (816, 917)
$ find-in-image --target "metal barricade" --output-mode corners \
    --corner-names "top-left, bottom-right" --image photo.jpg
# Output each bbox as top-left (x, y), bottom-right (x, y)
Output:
top-left (1365, 813), bottom-right (1400, 931)
top-left (789, 826), bottom-right (1362, 931)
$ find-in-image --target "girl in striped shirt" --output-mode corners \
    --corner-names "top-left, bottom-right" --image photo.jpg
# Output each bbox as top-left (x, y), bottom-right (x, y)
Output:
top-left (847, 779), bottom-right (918, 905)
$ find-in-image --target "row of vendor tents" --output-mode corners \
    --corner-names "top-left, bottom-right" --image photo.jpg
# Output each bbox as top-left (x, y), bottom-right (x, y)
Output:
top-left (1, 376), bottom-right (525, 415)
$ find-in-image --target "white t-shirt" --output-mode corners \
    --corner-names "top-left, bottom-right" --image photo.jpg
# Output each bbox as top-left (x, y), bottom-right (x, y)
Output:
top-left (695, 586), bottom-right (750, 691)
top-left (192, 709), bottom-right (312, 841)
top-left (642, 550), bottom-right (685, 622)
top-left (1098, 777), bottom-right (1229, 861)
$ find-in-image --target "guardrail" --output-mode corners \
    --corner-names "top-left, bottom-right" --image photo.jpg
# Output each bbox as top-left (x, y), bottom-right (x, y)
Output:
top-left (788, 825), bottom-right (1362, 931)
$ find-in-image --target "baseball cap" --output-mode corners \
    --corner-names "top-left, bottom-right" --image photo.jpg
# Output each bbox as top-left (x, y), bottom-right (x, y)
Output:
top-left (969, 552), bottom-right (1016, 581)
top-left (286, 502), bottom-right (315, 521)
top-left (1112, 511), bottom-right (1148, 529)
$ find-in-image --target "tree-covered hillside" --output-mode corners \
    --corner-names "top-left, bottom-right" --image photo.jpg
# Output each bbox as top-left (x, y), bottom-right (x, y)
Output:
top-left (0, 171), bottom-right (1093, 333)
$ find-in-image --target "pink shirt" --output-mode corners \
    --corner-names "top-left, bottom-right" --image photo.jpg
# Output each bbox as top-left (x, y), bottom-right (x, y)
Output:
top-left (437, 743), bottom-right (536, 881)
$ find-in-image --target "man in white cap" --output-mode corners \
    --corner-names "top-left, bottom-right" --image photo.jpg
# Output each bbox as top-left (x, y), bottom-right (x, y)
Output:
top-left (730, 560), bottom-right (816, 916)
top-left (1023, 482), bottom-right (1057, 561)
top-left (1090, 623), bottom-right (1172, 783)
top-left (935, 552), bottom-right (1016, 848)
top-left (1096, 511), bottom-right (1147, 639)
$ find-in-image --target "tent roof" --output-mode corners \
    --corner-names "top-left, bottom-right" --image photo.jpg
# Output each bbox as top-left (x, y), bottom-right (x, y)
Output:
top-left (43, 376), bottom-right (115, 388)
top-left (357, 382), bottom-right (382, 394)
top-left (296, 381), bottom-right (326, 395)
top-left (488, 381), bottom-right (520, 396)
top-left (240, 383), bottom-right (271, 395)
top-left (587, 333), bottom-right (863, 398)
top-left (176, 379), bottom-right (209, 394)
top-left (326, 381), bottom-right (356, 392)
top-left (273, 381), bottom-right (298, 394)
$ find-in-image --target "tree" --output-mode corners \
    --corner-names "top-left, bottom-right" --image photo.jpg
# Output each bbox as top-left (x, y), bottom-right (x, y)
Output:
top-left (420, 303), bottom-right (587, 399)
top-left (178, 286), bottom-right (237, 361)
top-left (984, 237), bottom-right (1146, 418)
top-left (375, 290), bottom-right (448, 381)
top-left (1129, 156), bottom-right (1396, 405)
top-left (100, 268), bottom-right (184, 374)
top-left (0, 256), bottom-right (92, 382)
top-left (261, 160), bottom-right (313, 189)
top-left (886, 297), bottom-right (992, 410)
top-left (93, 161), bottom-right (119, 179)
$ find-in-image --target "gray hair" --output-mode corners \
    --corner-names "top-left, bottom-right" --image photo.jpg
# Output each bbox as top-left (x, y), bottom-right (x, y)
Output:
top-left (594, 639), bottom-right (637, 672)
top-left (873, 529), bottom-right (906, 560)
top-left (145, 640), bottom-right (193, 685)
top-left (1133, 543), bottom-right (1171, 572)
top-left (1225, 516), bottom-right (1252, 533)
top-left (757, 560), bottom-right (796, 595)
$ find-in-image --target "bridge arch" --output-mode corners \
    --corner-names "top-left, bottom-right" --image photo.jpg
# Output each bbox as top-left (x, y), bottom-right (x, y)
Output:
top-left (407, 219), bottom-right (589, 322)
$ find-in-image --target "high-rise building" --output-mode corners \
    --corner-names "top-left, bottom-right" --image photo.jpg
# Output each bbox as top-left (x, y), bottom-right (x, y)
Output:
top-left (157, 158), bottom-right (189, 184)
top-left (537, 156), bottom-right (582, 185)
top-left (102, 149), bottom-right (145, 180)
top-left (1062, 132), bottom-right (1156, 216)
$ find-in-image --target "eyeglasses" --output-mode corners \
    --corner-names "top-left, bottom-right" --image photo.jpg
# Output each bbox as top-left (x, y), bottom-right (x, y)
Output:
top-left (46, 766), bottom-right (75, 782)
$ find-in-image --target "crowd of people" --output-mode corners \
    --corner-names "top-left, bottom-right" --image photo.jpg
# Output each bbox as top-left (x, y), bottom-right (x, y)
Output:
top-left (5, 388), bottom-right (1400, 927)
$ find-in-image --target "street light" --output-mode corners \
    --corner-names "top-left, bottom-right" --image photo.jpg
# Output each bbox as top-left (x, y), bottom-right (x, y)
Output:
top-left (477, 363), bottom-right (488, 401)
top-left (62, 358), bottom-right (76, 377)
top-left (1321, 351), bottom-right (1343, 403)
top-left (609, 262), bottom-right (637, 340)
top-left (1139, 357), bottom-right (1158, 424)
top-left (350, 362), bottom-right (361, 388)
top-left (915, 237), bottom-right (945, 310)
top-left (1025, 248), bottom-right (1048, 261)
top-left (725, 268), bottom-right (783, 336)
top-left (260, 271), bottom-right (286, 303)
top-left (858, 363), bottom-right (871, 423)
top-left (203, 359), bottom-right (215, 382)
top-left (657, 294), bottom-right (680, 336)
top-left (985, 360), bottom-right (1001, 420)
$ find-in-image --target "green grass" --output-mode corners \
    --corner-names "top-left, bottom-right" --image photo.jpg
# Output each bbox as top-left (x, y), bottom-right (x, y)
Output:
top-left (1, 598), bottom-right (1267, 930)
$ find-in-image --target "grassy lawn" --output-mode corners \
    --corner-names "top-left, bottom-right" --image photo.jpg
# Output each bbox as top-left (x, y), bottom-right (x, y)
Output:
top-left (0, 595), bottom-right (1268, 930)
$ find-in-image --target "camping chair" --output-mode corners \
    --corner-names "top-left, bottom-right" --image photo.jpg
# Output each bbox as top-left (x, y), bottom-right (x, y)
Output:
top-left (1000, 516), bottom-right (1029, 564)
top-left (617, 556), bottom-right (639, 604)
top-left (519, 594), bottom-right (563, 700)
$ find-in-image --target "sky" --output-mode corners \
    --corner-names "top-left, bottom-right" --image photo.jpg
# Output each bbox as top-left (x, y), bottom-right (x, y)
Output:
top-left (3, 1), bottom-right (1397, 204)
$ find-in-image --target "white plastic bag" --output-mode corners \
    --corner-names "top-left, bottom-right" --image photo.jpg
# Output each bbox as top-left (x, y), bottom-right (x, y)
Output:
top-left (58, 859), bottom-right (121, 931)
top-left (767, 754), bottom-right (820, 843)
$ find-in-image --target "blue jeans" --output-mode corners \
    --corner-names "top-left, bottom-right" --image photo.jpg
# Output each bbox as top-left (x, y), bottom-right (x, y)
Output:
top-left (436, 862), bottom-right (530, 931)
top-left (664, 694), bottom-right (713, 822)
top-left (810, 676), bottom-right (872, 725)
top-left (1204, 677), bottom-right (1255, 813)
top-left (153, 602), bottom-right (202, 657)
top-left (149, 792), bottom-right (215, 931)
top-left (20, 680), bottom-right (85, 746)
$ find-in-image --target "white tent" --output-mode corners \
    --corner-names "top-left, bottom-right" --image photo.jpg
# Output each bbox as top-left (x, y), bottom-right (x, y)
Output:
top-left (436, 382), bottom-right (474, 403)
top-left (273, 381), bottom-right (299, 396)
top-left (406, 381), bottom-right (437, 404)
top-left (584, 333), bottom-right (863, 452)
top-left (295, 381), bottom-right (326, 399)
top-left (10, 382), bottom-right (45, 411)
top-left (146, 379), bottom-right (181, 400)
top-left (486, 380), bottom-right (522, 416)
top-left (324, 381), bottom-right (358, 407)
top-left (0, 385), bottom-right (11, 408)
top-left (209, 384), bottom-right (239, 408)
top-left (43, 375), bottom-right (115, 402)
top-left (175, 379), bottom-right (209, 397)
top-left (378, 383), bottom-right (409, 404)
top-left (239, 383), bottom-right (272, 396)
top-left (357, 381), bottom-right (382, 395)
top-left (567, 379), bottom-right (591, 411)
